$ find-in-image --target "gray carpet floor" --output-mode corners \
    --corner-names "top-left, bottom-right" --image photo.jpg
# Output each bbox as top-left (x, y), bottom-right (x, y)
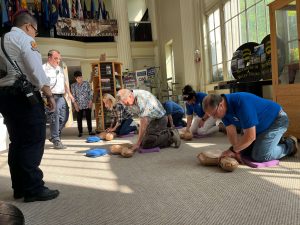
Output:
top-left (0, 127), bottom-right (299, 225)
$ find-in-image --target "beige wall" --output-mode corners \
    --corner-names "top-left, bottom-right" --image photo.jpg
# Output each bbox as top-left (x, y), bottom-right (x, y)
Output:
top-left (37, 37), bottom-right (155, 80)
top-left (154, 0), bottom-right (209, 93)
top-left (155, 0), bottom-right (184, 89)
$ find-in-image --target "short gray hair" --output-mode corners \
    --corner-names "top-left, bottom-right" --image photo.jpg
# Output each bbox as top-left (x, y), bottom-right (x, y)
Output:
top-left (13, 11), bottom-right (37, 28)
top-left (202, 94), bottom-right (223, 111)
top-left (117, 89), bottom-right (132, 102)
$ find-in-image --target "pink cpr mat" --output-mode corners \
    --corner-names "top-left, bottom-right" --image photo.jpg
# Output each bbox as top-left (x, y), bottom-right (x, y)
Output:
top-left (139, 147), bottom-right (160, 153)
top-left (118, 132), bottom-right (135, 138)
top-left (194, 134), bottom-right (210, 138)
top-left (242, 156), bottom-right (279, 168)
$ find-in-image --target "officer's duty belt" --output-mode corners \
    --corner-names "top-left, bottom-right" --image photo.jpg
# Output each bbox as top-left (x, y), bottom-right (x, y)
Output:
top-left (53, 94), bottom-right (64, 97)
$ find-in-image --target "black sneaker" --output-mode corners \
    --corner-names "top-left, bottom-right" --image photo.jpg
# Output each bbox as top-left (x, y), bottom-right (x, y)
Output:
top-left (24, 188), bottom-right (59, 203)
top-left (13, 191), bottom-right (24, 199)
top-left (89, 131), bottom-right (96, 135)
top-left (289, 136), bottom-right (299, 156)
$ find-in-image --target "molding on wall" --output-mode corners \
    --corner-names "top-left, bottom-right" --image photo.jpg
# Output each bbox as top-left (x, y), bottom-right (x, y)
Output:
top-left (36, 38), bottom-right (155, 61)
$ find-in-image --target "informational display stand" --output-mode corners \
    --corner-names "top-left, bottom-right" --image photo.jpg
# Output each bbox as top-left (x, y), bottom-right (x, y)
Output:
top-left (123, 67), bottom-right (160, 97)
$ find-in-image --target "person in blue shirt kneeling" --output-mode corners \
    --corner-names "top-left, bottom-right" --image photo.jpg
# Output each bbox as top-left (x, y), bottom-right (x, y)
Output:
top-left (202, 92), bottom-right (299, 162)
top-left (182, 85), bottom-right (223, 136)
top-left (162, 100), bottom-right (187, 128)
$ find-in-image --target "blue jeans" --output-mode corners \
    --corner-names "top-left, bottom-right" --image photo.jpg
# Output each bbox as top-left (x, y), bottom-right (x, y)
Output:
top-left (169, 112), bottom-right (186, 127)
top-left (115, 118), bottom-right (137, 135)
top-left (251, 110), bottom-right (293, 162)
top-left (48, 96), bottom-right (69, 142)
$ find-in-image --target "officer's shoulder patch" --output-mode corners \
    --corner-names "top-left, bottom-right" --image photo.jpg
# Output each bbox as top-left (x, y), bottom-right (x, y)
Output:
top-left (30, 41), bottom-right (39, 52)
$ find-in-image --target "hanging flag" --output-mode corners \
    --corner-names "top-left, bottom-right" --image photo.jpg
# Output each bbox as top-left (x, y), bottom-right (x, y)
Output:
top-left (57, 0), bottom-right (62, 17)
top-left (97, 0), bottom-right (102, 20)
top-left (82, 0), bottom-right (87, 19)
top-left (61, 0), bottom-right (69, 18)
top-left (1, 0), bottom-right (9, 26)
top-left (49, 0), bottom-right (58, 27)
top-left (8, 0), bottom-right (14, 23)
top-left (33, 0), bottom-right (40, 20)
top-left (102, 0), bottom-right (107, 19)
top-left (13, 0), bottom-right (20, 13)
top-left (90, 0), bottom-right (94, 19)
top-left (41, 0), bottom-right (49, 28)
top-left (67, 0), bottom-right (71, 17)
top-left (76, 0), bottom-right (83, 19)
top-left (20, 0), bottom-right (27, 9)
top-left (71, 0), bottom-right (76, 18)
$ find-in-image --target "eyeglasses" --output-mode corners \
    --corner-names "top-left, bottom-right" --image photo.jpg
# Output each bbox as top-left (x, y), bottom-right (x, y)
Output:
top-left (210, 104), bottom-right (220, 118)
top-left (30, 24), bottom-right (38, 35)
top-left (52, 57), bottom-right (62, 61)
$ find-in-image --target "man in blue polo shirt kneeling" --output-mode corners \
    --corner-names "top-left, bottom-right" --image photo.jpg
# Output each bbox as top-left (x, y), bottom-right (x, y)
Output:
top-left (162, 100), bottom-right (186, 128)
top-left (202, 92), bottom-right (299, 162)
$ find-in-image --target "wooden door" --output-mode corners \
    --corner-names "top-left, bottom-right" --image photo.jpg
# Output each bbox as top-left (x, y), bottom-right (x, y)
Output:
top-left (270, 0), bottom-right (300, 138)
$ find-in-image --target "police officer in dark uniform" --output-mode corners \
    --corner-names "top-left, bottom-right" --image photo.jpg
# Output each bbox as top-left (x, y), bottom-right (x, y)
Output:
top-left (0, 11), bottom-right (59, 202)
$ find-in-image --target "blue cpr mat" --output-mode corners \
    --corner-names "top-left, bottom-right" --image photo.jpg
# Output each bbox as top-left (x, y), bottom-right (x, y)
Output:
top-left (86, 136), bottom-right (102, 143)
top-left (86, 148), bottom-right (108, 158)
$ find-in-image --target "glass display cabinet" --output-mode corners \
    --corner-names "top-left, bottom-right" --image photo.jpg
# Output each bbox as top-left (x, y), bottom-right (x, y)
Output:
top-left (269, 0), bottom-right (300, 138)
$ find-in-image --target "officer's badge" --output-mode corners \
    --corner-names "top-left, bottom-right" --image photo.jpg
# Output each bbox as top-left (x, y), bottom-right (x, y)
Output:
top-left (31, 41), bottom-right (39, 52)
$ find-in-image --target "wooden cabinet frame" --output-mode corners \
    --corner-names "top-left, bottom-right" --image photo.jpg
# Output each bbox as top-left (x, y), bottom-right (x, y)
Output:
top-left (91, 61), bottom-right (123, 132)
top-left (270, 0), bottom-right (300, 138)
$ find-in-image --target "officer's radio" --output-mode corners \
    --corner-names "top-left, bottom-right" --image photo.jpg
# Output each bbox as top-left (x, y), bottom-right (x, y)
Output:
top-left (14, 71), bottom-right (39, 105)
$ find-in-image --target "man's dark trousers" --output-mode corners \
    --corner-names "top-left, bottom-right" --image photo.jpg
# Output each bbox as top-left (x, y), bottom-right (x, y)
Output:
top-left (0, 89), bottom-right (45, 196)
top-left (141, 116), bottom-right (173, 149)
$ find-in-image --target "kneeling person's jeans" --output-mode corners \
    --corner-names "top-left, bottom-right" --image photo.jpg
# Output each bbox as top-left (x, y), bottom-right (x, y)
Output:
top-left (250, 110), bottom-right (294, 162)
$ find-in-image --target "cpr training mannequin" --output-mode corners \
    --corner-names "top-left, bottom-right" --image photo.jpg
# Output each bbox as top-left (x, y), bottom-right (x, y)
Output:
top-left (179, 130), bottom-right (193, 141)
top-left (98, 131), bottom-right (116, 141)
top-left (110, 143), bottom-right (134, 158)
top-left (197, 149), bottom-right (239, 172)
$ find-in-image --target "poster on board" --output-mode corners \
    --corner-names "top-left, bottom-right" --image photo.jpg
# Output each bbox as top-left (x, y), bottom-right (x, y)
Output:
top-left (123, 72), bottom-right (137, 89)
top-left (136, 69), bottom-right (150, 91)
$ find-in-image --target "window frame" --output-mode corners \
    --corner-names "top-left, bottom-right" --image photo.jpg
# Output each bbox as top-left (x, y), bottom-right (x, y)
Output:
top-left (206, 0), bottom-right (274, 83)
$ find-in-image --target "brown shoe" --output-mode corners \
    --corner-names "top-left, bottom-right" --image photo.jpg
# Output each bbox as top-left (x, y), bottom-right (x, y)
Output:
top-left (289, 136), bottom-right (299, 156)
top-left (171, 128), bottom-right (181, 148)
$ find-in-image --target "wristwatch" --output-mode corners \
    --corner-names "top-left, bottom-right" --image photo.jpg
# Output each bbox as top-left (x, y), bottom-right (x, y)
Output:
top-left (229, 146), bottom-right (236, 153)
